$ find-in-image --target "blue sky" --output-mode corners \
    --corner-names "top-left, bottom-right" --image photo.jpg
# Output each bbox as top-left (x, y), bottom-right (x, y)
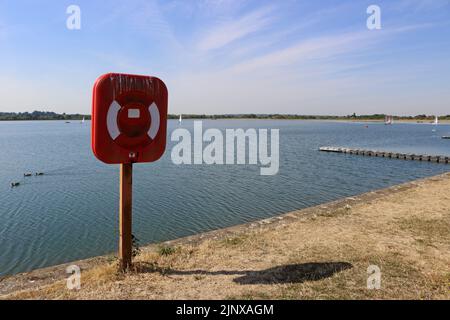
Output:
top-left (0, 0), bottom-right (449, 115)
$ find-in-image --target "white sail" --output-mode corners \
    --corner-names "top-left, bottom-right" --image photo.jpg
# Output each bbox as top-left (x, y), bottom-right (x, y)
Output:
top-left (432, 116), bottom-right (438, 132)
top-left (385, 115), bottom-right (392, 125)
top-left (179, 115), bottom-right (182, 124)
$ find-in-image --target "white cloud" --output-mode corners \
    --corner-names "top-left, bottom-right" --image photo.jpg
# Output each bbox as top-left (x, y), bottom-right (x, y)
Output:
top-left (226, 22), bottom-right (437, 75)
top-left (227, 32), bottom-right (368, 74)
top-left (197, 6), bottom-right (274, 51)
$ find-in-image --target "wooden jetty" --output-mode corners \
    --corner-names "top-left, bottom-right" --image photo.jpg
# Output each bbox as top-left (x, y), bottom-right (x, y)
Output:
top-left (319, 147), bottom-right (449, 164)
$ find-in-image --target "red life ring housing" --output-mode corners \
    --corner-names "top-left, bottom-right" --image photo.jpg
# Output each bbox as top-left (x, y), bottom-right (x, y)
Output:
top-left (92, 73), bottom-right (168, 164)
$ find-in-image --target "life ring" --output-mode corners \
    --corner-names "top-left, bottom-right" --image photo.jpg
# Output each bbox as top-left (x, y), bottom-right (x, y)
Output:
top-left (106, 100), bottom-right (160, 148)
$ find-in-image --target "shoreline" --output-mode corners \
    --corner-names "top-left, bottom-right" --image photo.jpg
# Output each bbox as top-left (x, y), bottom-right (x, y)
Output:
top-left (1, 119), bottom-right (450, 124)
top-left (1, 172), bottom-right (449, 299)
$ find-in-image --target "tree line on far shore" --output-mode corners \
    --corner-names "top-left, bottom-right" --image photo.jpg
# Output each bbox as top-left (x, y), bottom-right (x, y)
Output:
top-left (0, 111), bottom-right (90, 121)
top-left (169, 113), bottom-right (450, 120)
top-left (1, 111), bottom-right (449, 121)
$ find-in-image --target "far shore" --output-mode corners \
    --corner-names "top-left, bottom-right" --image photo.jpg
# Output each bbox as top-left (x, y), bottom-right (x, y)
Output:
top-left (1, 172), bottom-right (449, 299)
top-left (1, 111), bottom-right (449, 123)
top-left (1, 118), bottom-right (450, 124)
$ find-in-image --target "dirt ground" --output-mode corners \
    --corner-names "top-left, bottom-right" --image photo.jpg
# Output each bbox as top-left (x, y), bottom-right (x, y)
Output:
top-left (1, 173), bottom-right (450, 300)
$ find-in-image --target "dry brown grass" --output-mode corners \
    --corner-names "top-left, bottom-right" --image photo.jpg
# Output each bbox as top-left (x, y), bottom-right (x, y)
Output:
top-left (2, 173), bottom-right (450, 300)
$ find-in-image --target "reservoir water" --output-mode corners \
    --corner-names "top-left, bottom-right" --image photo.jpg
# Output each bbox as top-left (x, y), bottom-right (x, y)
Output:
top-left (0, 120), bottom-right (449, 276)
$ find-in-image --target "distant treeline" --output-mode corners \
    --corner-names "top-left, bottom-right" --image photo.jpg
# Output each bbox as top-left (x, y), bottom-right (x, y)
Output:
top-left (169, 113), bottom-right (450, 120)
top-left (0, 111), bottom-right (90, 121)
top-left (1, 111), bottom-right (449, 121)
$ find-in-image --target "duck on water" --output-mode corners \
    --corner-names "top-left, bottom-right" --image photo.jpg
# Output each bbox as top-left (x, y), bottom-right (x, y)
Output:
top-left (24, 172), bottom-right (44, 177)
top-left (11, 172), bottom-right (45, 187)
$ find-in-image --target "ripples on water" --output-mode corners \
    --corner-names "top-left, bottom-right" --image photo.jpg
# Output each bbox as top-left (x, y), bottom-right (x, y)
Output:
top-left (0, 120), bottom-right (449, 275)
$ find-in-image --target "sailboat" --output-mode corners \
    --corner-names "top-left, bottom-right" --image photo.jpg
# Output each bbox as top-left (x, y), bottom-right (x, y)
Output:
top-left (179, 114), bottom-right (182, 125)
top-left (432, 116), bottom-right (438, 132)
top-left (384, 115), bottom-right (393, 125)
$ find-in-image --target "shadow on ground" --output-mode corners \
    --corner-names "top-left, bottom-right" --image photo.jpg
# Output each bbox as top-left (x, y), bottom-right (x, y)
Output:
top-left (132, 262), bottom-right (353, 285)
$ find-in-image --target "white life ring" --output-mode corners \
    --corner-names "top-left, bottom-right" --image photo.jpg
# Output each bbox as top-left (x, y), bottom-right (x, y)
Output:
top-left (106, 100), bottom-right (160, 141)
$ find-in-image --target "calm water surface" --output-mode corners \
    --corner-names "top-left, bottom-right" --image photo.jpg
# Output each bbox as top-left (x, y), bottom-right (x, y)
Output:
top-left (0, 120), bottom-right (449, 276)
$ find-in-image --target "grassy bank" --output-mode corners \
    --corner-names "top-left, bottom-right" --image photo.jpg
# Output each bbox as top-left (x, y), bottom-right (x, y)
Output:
top-left (1, 173), bottom-right (449, 300)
